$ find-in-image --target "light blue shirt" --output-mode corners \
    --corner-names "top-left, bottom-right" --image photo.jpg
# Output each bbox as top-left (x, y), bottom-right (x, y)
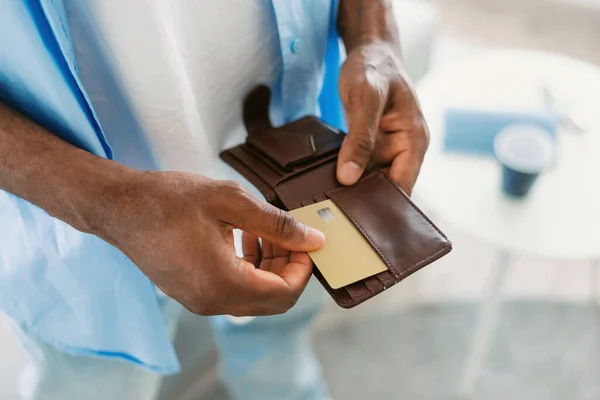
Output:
top-left (0, 0), bottom-right (344, 374)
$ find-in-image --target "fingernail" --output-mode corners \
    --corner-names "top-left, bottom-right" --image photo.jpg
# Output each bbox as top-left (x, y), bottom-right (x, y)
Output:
top-left (338, 161), bottom-right (362, 185)
top-left (305, 226), bottom-right (326, 248)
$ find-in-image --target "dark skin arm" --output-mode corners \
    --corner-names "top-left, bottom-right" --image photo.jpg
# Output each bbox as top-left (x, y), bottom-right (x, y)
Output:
top-left (0, 2), bottom-right (422, 317)
top-left (337, 0), bottom-right (429, 194)
top-left (0, 101), bottom-right (325, 316)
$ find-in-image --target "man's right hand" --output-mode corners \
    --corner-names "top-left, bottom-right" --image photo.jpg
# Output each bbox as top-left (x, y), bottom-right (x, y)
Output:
top-left (94, 171), bottom-right (325, 316)
top-left (0, 102), bottom-right (324, 317)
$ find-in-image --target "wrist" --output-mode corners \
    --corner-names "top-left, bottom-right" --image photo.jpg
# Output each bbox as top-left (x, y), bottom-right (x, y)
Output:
top-left (346, 40), bottom-right (406, 82)
top-left (338, 0), bottom-right (401, 52)
top-left (0, 101), bottom-right (150, 241)
top-left (350, 39), bottom-right (402, 60)
top-left (72, 161), bottom-right (145, 238)
top-left (346, 35), bottom-right (400, 55)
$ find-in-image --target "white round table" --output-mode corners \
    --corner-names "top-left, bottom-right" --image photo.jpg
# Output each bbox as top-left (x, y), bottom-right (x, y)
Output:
top-left (416, 49), bottom-right (600, 260)
top-left (414, 49), bottom-right (600, 398)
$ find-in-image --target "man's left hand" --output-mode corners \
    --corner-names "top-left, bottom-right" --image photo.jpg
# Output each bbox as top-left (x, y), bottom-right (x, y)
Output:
top-left (337, 40), bottom-right (429, 195)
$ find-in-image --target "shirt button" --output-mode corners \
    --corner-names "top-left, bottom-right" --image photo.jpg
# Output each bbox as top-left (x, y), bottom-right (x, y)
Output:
top-left (290, 39), bottom-right (303, 54)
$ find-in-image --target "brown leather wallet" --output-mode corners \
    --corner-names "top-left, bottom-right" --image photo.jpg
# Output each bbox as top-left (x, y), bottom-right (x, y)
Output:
top-left (220, 86), bottom-right (452, 308)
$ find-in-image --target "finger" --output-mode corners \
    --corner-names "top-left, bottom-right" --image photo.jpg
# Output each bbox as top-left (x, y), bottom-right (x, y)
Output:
top-left (266, 257), bottom-right (287, 275)
top-left (242, 232), bottom-right (261, 267)
top-left (260, 240), bottom-right (274, 272)
top-left (227, 304), bottom-right (286, 317)
top-left (200, 301), bottom-right (284, 317)
top-left (249, 206), bottom-right (324, 252)
top-left (337, 82), bottom-right (388, 186)
top-left (266, 244), bottom-right (293, 275)
top-left (272, 244), bottom-right (290, 258)
top-left (224, 229), bottom-right (234, 246)
top-left (388, 151), bottom-right (424, 195)
top-left (274, 255), bottom-right (313, 298)
top-left (218, 183), bottom-right (325, 252)
top-left (380, 110), bottom-right (414, 132)
top-left (184, 301), bottom-right (283, 317)
top-left (371, 130), bottom-right (405, 165)
top-left (235, 257), bottom-right (312, 310)
top-left (290, 251), bottom-right (312, 266)
top-left (262, 240), bottom-right (273, 259)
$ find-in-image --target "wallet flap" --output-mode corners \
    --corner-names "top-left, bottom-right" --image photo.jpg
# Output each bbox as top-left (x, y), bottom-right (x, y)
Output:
top-left (326, 172), bottom-right (452, 281)
top-left (247, 128), bottom-right (316, 170)
top-left (246, 116), bottom-right (344, 171)
top-left (282, 117), bottom-right (345, 165)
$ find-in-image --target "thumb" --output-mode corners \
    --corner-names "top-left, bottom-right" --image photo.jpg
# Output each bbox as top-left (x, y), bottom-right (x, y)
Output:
top-left (246, 205), bottom-right (325, 252)
top-left (337, 84), bottom-right (387, 186)
top-left (222, 187), bottom-right (325, 252)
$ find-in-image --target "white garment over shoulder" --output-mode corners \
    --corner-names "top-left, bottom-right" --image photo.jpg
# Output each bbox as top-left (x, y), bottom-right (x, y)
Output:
top-left (71, 0), bottom-right (282, 178)
top-left (2, 0), bottom-right (336, 375)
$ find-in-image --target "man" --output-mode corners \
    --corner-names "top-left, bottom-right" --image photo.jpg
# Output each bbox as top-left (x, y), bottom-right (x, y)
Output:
top-left (0, 0), bottom-right (429, 399)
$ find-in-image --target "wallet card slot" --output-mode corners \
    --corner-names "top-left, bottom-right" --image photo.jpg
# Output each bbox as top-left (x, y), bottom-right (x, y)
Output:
top-left (246, 139), bottom-right (338, 176)
top-left (286, 153), bottom-right (338, 176)
top-left (312, 268), bottom-right (355, 308)
top-left (364, 276), bottom-right (385, 294)
top-left (228, 146), bottom-right (282, 187)
top-left (314, 194), bottom-right (327, 203)
top-left (242, 143), bottom-right (289, 176)
top-left (246, 128), bottom-right (316, 170)
top-left (299, 196), bottom-right (323, 207)
top-left (326, 172), bottom-right (452, 283)
top-left (345, 282), bottom-right (372, 304)
top-left (376, 271), bottom-right (396, 289)
top-left (275, 160), bottom-right (342, 209)
top-left (244, 141), bottom-right (339, 188)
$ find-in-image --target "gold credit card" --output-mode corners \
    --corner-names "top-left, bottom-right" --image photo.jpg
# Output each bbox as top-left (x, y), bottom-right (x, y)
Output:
top-left (289, 200), bottom-right (387, 289)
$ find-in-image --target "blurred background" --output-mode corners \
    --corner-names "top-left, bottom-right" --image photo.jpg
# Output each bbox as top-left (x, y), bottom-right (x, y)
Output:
top-left (2, 0), bottom-right (600, 399)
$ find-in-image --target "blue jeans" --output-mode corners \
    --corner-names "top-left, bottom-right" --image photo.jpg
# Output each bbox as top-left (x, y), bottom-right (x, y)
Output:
top-left (16, 279), bottom-right (328, 400)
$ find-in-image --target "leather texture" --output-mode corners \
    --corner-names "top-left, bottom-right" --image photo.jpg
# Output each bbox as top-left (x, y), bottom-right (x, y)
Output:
top-left (220, 86), bottom-right (452, 308)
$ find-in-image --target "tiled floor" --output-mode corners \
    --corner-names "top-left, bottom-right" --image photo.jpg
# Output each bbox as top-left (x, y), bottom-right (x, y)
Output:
top-left (315, 301), bottom-right (600, 399)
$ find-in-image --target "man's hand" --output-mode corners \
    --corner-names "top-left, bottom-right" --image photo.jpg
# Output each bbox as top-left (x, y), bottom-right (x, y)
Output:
top-left (99, 172), bottom-right (325, 316)
top-left (0, 102), bottom-right (324, 317)
top-left (337, 0), bottom-right (429, 194)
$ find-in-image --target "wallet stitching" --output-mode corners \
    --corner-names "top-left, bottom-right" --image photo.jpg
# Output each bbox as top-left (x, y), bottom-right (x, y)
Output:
top-left (380, 173), bottom-right (451, 242)
top-left (327, 172), bottom-right (451, 283)
top-left (328, 199), bottom-right (397, 278)
top-left (375, 272), bottom-right (392, 289)
top-left (396, 244), bottom-right (450, 280)
top-left (377, 174), bottom-right (452, 279)
top-left (364, 277), bottom-right (383, 293)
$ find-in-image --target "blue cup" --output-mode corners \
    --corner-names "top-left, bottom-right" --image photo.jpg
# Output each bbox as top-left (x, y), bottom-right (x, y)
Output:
top-left (493, 124), bottom-right (556, 198)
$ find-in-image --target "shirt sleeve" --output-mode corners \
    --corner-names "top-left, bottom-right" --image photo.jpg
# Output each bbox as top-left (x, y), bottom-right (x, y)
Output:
top-left (0, 0), bottom-right (112, 158)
